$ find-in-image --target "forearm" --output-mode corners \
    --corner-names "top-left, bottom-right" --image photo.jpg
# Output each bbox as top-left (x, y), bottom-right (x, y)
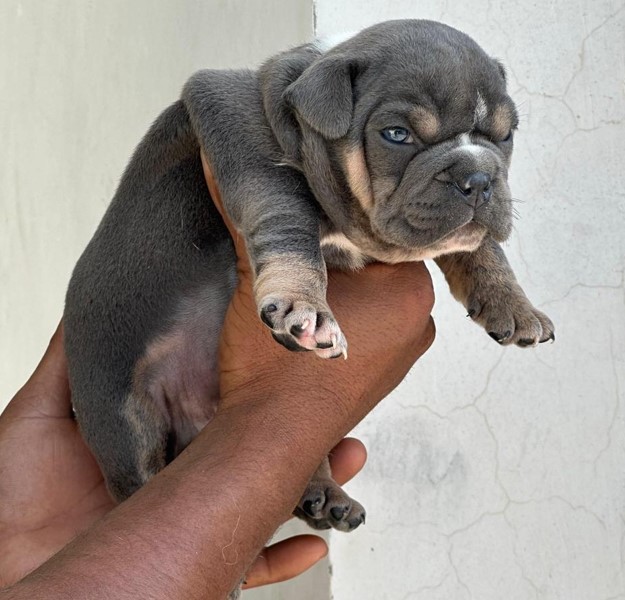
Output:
top-left (1, 388), bottom-right (355, 600)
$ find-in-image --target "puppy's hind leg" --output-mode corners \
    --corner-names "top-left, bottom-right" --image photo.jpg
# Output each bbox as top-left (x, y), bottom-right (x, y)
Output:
top-left (73, 384), bottom-right (169, 504)
top-left (73, 386), bottom-right (169, 502)
top-left (76, 386), bottom-right (168, 504)
top-left (107, 390), bottom-right (171, 502)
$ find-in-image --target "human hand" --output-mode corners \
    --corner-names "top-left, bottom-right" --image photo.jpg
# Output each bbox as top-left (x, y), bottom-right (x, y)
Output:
top-left (0, 323), bottom-right (113, 587)
top-left (0, 325), bottom-right (367, 590)
top-left (201, 151), bottom-right (436, 445)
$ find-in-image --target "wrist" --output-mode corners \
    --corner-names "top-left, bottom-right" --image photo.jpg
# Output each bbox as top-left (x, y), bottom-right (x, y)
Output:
top-left (215, 376), bottom-right (365, 464)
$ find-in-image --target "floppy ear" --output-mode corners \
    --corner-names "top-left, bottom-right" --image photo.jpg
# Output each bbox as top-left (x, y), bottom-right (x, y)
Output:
top-left (284, 55), bottom-right (356, 140)
top-left (259, 46), bottom-right (319, 164)
top-left (493, 58), bottom-right (507, 83)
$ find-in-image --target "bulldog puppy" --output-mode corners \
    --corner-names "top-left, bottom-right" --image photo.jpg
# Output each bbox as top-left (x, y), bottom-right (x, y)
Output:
top-left (64, 19), bottom-right (554, 549)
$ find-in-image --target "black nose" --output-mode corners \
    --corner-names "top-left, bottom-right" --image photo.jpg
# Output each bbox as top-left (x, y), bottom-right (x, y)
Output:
top-left (455, 171), bottom-right (492, 208)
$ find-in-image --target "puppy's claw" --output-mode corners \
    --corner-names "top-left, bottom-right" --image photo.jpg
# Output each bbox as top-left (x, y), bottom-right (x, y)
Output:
top-left (488, 330), bottom-right (511, 344)
top-left (342, 348), bottom-right (348, 360)
top-left (540, 331), bottom-right (556, 344)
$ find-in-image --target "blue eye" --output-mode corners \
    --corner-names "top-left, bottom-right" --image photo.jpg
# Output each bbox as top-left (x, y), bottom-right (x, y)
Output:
top-left (381, 127), bottom-right (413, 144)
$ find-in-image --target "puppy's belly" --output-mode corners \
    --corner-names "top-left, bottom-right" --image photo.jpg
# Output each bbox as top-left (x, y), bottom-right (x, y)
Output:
top-left (135, 281), bottom-right (234, 455)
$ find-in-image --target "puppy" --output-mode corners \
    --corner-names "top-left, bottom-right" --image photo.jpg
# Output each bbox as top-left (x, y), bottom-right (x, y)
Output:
top-left (64, 19), bottom-right (554, 547)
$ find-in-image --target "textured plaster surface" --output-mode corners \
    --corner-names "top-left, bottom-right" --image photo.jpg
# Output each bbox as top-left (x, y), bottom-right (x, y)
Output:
top-left (314, 1), bottom-right (625, 598)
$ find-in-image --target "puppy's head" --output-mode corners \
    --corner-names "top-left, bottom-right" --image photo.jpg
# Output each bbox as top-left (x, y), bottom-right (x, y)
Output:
top-left (263, 20), bottom-right (518, 259)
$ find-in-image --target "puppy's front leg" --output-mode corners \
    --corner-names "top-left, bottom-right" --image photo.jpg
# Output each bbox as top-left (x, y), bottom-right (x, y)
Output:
top-left (436, 237), bottom-right (555, 346)
top-left (253, 252), bottom-right (347, 359)
top-left (214, 168), bottom-right (348, 359)
top-left (184, 72), bottom-right (346, 358)
top-left (251, 223), bottom-right (347, 358)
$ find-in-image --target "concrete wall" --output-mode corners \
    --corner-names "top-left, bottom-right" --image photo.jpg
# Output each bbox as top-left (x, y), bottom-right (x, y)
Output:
top-left (314, 1), bottom-right (625, 599)
top-left (3, 1), bottom-right (624, 599)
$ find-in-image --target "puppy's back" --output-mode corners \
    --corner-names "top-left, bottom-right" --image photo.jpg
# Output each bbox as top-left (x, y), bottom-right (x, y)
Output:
top-left (64, 100), bottom-right (233, 497)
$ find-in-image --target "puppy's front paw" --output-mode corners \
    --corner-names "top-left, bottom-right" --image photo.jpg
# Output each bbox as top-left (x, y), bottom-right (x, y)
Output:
top-left (294, 478), bottom-right (366, 532)
top-left (468, 289), bottom-right (555, 347)
top-left (259, 294), bottom-right (348, 359)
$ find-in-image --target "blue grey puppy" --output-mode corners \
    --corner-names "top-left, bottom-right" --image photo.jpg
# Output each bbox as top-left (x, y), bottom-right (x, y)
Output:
top-left (64, 20), bottom-right (554, 538)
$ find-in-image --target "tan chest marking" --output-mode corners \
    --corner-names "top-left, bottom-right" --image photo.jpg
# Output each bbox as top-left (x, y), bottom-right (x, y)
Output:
top-left (322, 223), bottom-right (486, 266)
top-left (321, 232), bottom-right (367, 268)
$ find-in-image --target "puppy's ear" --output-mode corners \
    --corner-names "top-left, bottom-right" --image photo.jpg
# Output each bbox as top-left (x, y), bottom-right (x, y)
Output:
top-left (493, 59), bottom-right (507, 83)
top-left (259, 45), bottom-right (319, 165)
top-left (284, 55), bottom-right (357, 140)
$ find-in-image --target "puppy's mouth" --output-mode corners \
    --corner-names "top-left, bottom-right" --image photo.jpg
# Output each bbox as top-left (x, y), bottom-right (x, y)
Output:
top-left (368, 154), bottom-right (513, 251)
top-left (421, 220), bottom-right (488, 254)
top-left (404, 207), bottom-right (486, 241)
top-left (371, 205), bottom-right (475, 249)
top-left (370, 182), bottom-right (505, 253)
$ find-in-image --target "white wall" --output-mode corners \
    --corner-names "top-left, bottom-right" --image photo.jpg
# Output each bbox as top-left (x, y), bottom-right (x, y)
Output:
top-left (314, 1), bottom-right (625, 599)
top-left (0, 0), bottom-right (313, 401)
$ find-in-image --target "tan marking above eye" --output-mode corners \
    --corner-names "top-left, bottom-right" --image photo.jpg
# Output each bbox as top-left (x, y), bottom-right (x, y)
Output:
top-left (342, 145), bottom-right (374, 212)
top-left (474, 91), bottom-right (488, 128)
top-left (409, 106), bottom-right (440, 142)
top-left (491, 105), bottom-right (513, 141)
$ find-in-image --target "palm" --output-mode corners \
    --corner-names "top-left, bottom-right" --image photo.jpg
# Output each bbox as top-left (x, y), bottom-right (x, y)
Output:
top-left (0, 328), bottom-right (114, 586)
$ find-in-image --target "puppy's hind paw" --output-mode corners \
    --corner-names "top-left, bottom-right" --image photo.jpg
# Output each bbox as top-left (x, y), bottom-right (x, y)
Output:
top-left (259, 294), bottom-right (348, 359)
top-left (294, 478), bottom-right (365, 533)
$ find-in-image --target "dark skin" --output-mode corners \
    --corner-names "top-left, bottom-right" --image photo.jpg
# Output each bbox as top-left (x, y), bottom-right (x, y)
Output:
top-left (0, 153), bottom-right (435, 598)
top-left (0, 327), bottom-right (112, 587)
top-left (0, 323), bottom-right (367, 590)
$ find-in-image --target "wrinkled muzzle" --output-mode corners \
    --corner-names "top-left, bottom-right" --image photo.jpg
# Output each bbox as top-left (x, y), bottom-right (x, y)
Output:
top-left (370, 138), bottom-right (513, 249)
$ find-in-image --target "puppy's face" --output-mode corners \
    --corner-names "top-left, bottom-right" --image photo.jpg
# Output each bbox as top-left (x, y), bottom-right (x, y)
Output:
top-left (283, 20), bottom-right (518, 260)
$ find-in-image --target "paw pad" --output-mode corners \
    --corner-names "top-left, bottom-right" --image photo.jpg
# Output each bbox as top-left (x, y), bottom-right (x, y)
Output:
top-left (295, 480), bottom-right (366, 533)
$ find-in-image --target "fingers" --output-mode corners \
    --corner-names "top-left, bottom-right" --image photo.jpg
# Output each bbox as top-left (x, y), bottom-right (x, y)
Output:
top-left (328, 437), bottom-right (367, 486)
top-left (4, 320), bottom-right (72, 419)
top-left (243, 534), bottom-right (328, 589)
